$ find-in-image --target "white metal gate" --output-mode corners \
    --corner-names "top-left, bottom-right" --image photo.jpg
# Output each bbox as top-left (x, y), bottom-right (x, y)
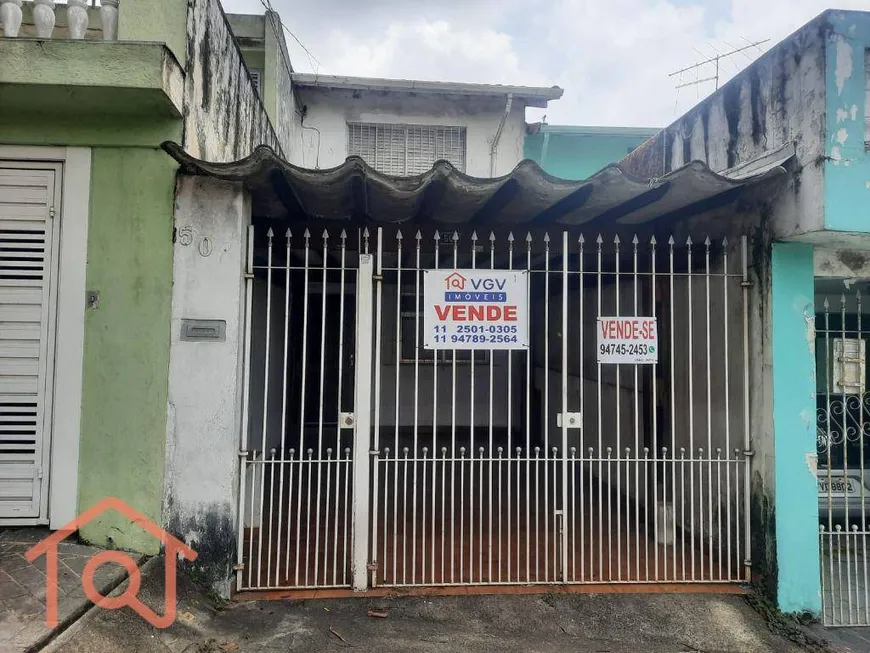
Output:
top-left (0, 165), bottom-right (59, 522)
top-left (238, 224), bottom-right (752, 591)
top-left (817, 283), bottom-right (870, 626)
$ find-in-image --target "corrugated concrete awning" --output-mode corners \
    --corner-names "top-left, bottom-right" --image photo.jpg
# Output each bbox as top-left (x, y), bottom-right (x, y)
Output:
top-left (161, 141), bottom-right (793, 228)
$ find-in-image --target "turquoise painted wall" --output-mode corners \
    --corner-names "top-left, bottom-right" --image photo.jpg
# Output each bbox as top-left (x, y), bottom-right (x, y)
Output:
top-left (825, 11), bottom-right (870, 233)
top-left (524, 128), bottom-right (657, 180)
top-left (771, 242), bottom-right (821, 614)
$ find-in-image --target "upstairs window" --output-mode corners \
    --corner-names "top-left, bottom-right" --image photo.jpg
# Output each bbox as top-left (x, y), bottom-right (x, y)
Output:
top-left (347, 123), bottom-right (466, 175)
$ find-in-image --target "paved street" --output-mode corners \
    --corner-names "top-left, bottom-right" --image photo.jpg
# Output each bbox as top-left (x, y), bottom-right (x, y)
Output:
top-left (40, 555), bottom-right (821, 653)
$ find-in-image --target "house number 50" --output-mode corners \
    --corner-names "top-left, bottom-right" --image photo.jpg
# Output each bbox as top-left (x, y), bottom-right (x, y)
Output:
top-left (178, 227), bottom-right (212, 258)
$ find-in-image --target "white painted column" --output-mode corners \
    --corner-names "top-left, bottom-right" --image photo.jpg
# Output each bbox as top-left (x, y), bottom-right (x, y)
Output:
top-left (165, 176), bottom-right (250, 597)
top-left (351, 253), bottom-right (374, 591)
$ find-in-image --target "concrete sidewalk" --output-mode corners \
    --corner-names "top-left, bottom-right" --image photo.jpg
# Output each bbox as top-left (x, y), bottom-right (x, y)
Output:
top-left (0, 527), bottom-right (137, 653)
top-left (41, 555), bottom-right (826, 653)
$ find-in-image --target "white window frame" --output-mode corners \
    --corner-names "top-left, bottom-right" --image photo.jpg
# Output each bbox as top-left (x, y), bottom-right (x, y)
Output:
top-left (0, 146), bottom-right (90, 529)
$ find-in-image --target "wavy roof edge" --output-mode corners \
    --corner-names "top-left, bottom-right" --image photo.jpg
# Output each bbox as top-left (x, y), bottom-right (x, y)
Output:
top-left (161, 141), bottom-right (793, 228)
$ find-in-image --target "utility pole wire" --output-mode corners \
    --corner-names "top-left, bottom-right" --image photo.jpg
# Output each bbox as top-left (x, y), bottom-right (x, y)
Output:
top-left (258, 0), bottom-right (321, 72)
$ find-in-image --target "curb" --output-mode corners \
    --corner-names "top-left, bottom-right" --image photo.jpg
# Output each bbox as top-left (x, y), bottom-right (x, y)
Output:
top-left (34, 554), bottom-right (151, 653)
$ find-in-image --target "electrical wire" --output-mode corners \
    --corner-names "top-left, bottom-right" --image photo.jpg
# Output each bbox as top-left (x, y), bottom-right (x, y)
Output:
top-left (258, 0), bottom-right (320, 72)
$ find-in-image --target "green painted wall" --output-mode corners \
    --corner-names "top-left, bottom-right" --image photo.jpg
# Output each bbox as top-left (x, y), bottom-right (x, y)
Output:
top-left (525, 128), bottom-right (658, 180)
top-left (0, 111), bottom-right (182, 554)
top-left (0, 115), bottom-right (181, 149)
top-left (77, 148), bottom-right (176, 554)
top-left (118, 0), bottom-right (188, 67)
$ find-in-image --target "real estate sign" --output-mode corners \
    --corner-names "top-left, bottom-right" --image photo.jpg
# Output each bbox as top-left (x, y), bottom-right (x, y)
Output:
top-left (423, 270), bottom-right (529, 350)
top-left (597, 316), bottom-right (658, 364)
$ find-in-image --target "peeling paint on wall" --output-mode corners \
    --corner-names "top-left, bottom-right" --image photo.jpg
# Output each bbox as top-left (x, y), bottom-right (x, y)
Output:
top-left (825, 11), bottom-right (870, 232)
top-left (805, 451), bottom-right (818, 477)
top-left (771, 242), bottom-right (822, 615)
top-left (835, 36), bottom-right (854, 95)
top-left (619, 16), bottom-right (827, 239)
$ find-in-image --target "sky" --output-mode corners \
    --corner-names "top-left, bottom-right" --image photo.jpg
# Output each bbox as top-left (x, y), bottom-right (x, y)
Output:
top-left (221, 0), bottom-right (870, 128)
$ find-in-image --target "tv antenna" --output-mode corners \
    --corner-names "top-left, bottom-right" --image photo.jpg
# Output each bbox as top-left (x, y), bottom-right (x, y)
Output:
top-left (669, 39), bottom-right (769, 92)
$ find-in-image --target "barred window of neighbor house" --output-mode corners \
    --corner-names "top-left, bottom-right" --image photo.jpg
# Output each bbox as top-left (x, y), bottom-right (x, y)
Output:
top-left (347, 123), bottom-right (467, 175)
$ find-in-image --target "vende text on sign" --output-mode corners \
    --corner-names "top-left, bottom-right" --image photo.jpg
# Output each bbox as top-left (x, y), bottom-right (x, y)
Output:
top-left (423, 269), bottom-right (529, 350)
top-left (597, 316), bottom-right (658, 364)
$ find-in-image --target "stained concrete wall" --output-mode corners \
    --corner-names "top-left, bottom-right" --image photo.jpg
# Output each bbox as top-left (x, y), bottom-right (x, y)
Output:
top-left (225, 10), bottom-right (300, 161)
top-left (183, 0), bottom-right (284, 162)
top-left (293, 87), bottom-right (526, 176)
top-left (620, 16), bottom-right (828, 241)
top-left (164, 176), bottom-right (250, 594)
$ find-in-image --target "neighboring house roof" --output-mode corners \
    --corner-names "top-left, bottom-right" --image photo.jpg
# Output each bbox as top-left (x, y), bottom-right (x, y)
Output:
top-left (162, 141), bottom-right (793, 229)
top-left (290, 73), bottom-right (563, 108)
top-left (528, 124), bottom-right (660, 138)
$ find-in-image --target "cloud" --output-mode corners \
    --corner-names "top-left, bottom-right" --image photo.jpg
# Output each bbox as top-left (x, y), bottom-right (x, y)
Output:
top-left (222, 0), bottom-right (870, 127)
top-left (319, 19), bottom-right (537, 86)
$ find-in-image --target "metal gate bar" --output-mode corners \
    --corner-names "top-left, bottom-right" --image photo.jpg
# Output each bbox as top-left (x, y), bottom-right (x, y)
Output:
top-left (818, 286), bottom-right (870, 625)
top-left (237, 226), bottom-right (358, 591)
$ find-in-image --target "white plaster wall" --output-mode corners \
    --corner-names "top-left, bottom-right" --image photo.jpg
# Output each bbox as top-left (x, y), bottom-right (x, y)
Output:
top-left (164, 176), bottom-right (250, 595)
top-left (294, 87), bottom-right (526, 177)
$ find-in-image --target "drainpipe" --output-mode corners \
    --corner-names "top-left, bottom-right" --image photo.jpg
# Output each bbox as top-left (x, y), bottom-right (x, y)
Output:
top-left (490, 93), bottom-right (514, 177)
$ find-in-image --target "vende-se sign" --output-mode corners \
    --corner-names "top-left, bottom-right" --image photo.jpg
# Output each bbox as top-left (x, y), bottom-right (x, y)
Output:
top-left (423, 270), bottom-right (529, 350)
top-left (597, 316), bottom-right (658, 364)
